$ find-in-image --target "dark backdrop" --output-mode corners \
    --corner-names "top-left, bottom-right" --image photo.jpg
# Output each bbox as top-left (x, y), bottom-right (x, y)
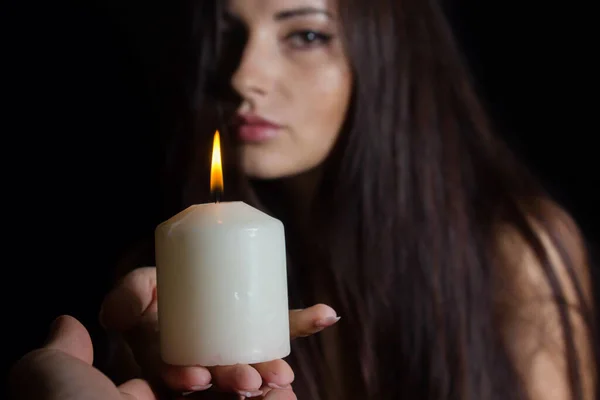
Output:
top-left (1, 0), bottom-right (597, 390)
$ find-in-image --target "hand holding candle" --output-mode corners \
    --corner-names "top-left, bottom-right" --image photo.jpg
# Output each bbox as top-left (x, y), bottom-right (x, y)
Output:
top-left (99, 131), bottom-right (341, 397)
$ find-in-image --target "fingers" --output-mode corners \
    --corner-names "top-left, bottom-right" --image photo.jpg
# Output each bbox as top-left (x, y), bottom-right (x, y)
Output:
top-left (9, 349), bottom-right (111, 400)
top-left (100, 266), bottom-right (157, 332)
top-left (121, 309), bottom-right (162, 377)
top-left (159, 357), bottom-right (293, 397)
top-left (99, 267), bottom-right (163, 379)
top-left (209, 364), bottom-right (264, 397)
top-left (262, 388), bottom-right (297, 400)
top-left (45, 315), bottom-right (94, 365)
top-left (166, 359), bottom-right (294, 398)
top-left (252, 360), bottom-right (294, 389)
top-left (289, 303), bottom-right (340, 338)
top-left (101, 268), bottom-right (329, 400)
top-left (118, 379), bottom-right (159, 400)
top-left (160, 365), bottom-right (212, 392)
top-left (9, 316), bottom-right (159, 400)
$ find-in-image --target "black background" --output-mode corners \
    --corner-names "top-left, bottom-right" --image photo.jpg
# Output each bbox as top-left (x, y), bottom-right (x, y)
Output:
top-left (1, 0), bottom-right (597, 391)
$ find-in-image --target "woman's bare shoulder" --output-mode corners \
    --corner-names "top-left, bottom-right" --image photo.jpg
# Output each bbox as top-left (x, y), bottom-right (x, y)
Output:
top-left (493, 198), bottom-right (596, 400)
top-left (494, 198), bottom-right (592, 304)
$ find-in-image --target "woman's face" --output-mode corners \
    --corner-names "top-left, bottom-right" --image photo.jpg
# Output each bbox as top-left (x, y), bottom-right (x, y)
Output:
top-left (226, 0), bottom-right (352, 179)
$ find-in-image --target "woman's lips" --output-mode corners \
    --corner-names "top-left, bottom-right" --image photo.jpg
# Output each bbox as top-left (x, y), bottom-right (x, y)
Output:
top-left (236, 114), bottom-right (282, 143)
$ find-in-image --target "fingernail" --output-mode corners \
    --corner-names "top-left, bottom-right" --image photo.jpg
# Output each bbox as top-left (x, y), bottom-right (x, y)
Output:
top-left (237, 390), bottom-right (263, 398)
top-left (190, 384), bottom-right (213, 391)
top-left (314, 316), bottom-right (341, 328)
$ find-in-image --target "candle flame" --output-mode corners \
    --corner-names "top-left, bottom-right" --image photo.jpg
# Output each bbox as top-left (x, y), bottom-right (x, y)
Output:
top-left (210, 130), bottom-right (223, 199)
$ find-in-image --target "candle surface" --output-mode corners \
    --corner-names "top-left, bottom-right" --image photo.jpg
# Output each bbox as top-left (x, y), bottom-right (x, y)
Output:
top-left (155, 201), bottom-right (290, 366)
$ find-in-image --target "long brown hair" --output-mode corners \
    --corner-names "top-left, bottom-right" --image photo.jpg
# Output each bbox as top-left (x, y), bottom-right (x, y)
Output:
top-left (155, 1), bottom-right (598, 398)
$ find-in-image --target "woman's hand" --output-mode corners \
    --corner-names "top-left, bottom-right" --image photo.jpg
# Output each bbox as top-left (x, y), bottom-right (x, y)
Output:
top-left (100, 267), bottom-right (340, 398)
top-left (8, 315), bottom-right (158, 400)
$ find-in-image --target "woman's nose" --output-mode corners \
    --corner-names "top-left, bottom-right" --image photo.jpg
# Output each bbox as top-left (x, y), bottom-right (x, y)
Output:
top-left (230, 36), bottom-right (275, 103)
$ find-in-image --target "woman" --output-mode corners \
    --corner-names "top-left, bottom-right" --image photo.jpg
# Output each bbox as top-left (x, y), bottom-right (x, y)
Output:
top-left (56, 0), bottom-right (600, 399)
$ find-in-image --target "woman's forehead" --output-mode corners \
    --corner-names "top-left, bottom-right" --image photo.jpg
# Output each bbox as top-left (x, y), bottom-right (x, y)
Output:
top-left (226, 0), bottom-right (336, 18)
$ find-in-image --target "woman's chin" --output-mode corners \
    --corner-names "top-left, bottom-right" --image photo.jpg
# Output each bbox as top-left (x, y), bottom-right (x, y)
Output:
top-left (239, 147), bottom-right (324, 181)
top-left (239, 153), bottom-right (296, 180)
top-left (241, 161), bottom-right (289, 180)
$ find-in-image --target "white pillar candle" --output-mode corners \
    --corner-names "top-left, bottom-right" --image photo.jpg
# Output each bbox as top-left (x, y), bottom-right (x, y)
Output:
top-left (155, 201), bottom-right (290, 366)
top-left (154, 131), bottom-right (290, 367)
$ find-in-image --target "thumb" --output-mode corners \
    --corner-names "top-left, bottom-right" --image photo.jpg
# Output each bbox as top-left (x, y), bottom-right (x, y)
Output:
top-left (44, 315), bottom-right (94, 365)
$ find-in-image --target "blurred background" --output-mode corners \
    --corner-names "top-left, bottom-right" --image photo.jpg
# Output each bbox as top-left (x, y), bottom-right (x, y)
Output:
top-left (1, 0), bottom-right (597, 391)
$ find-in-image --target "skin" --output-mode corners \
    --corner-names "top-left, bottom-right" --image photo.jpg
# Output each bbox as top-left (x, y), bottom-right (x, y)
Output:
top-left (229, 0), bottom-right (352, 180)
top-left (8, 315), bottom-right (159, 400)
top-left (99, 2), bottom-right (350, 397)
top-left (223, 2), bottom-right (597, 399)
top-left (98, 268), bottom-right (339, 399)
top-left (498, 202), bottom-right (596, 400)
top-left (8, 3), bottom-right (350, 399)
top-left (9, 0), bottom-right (595, 399)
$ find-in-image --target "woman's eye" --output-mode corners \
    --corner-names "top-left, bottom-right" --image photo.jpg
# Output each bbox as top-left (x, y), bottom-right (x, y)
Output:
top-left (285, 30), bottom-right (332, 49)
